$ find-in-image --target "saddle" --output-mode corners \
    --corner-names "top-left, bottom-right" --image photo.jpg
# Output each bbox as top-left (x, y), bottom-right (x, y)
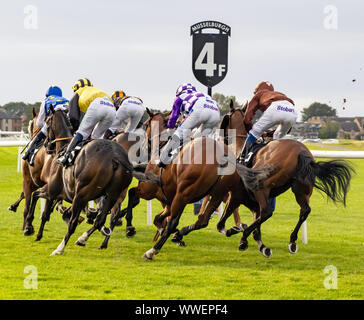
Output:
top-left (243, 138), bottom-right (270, 168)
top-left (58, 139), bottom-right (91, 167)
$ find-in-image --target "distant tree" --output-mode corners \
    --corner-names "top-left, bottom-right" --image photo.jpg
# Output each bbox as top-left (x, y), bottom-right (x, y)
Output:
top-left (212, 93), bottom-right (241, 115)
top-left (318, 121), bottom-right (339, 139)
top-left (302, 102), bottom-right (337, 121)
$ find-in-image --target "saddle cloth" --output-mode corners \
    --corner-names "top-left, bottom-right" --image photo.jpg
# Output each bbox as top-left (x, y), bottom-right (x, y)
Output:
top-left (244, 139), bottom-right (270, 168)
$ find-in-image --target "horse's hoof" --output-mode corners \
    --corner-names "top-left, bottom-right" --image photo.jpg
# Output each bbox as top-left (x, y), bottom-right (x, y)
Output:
top-left (35, 235), bottom-right (42, 241)
top-left (126, 226), bottom-right (136, 238)
top-left (8, 206), bottom-right (16, 212)
top-left (171, 232), bottom-right (182, 243)
top-left (75, 240), bottom-right (86, 247)
top-left (98, 244), bottom-right (107, 250)
top-left (176, 241), bottom-right (186, 247)
top-left (86, 218), bottom-right (94, 225)
top-left (77, 216), bottom-right (85, 224)
top-left (50, 249), bottom-right (63, 256)
top-left (115, 218), bottom-right (123, 227)
top-left (260, 245), bottom-right (272, 258)
top-left (24, 227), bottom-right (34, 236)
top-left (239, 240), bottom-right (248, 251)
top-left (100, 226), bottom-right (112, 237)
top-left (288, 243), bottom-right (298, 254)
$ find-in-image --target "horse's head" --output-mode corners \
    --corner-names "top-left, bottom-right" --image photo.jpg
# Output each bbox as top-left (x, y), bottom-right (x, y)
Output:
top-left (219, 100), bottom-right (248, 144)
top-left (45, 106), bottom-right (73, 152)
top-left (143, 108), bottom-right (170, 141)
top-left (28, 107), bottom-right (38, 138)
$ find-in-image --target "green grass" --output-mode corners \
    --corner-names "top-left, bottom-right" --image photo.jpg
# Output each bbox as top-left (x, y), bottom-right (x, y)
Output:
top-left (0, 146), bottom-right (363, 300)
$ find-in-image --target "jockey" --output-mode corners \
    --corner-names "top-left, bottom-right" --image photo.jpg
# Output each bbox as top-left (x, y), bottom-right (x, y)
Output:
top-left (103, 90), bottom-right (145, 139)
top-left (239, 81), bottom-right (298, 164)
top-left (157, 83), bottom-right (221, 168)
top-left (57, 78), bottom-right (116, 166)
top-left (239, 81), bottom-right (298, 214)
top-left (22, 85), bottom-right (69, 166)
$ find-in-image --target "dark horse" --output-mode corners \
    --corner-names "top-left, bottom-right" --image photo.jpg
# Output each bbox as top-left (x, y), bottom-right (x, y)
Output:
top-left (26, 107), bottom-right (157, 255)
top-left (175, 106), bottom-right (355, 257)
top-left (95, 108), bottom-right (171, 249)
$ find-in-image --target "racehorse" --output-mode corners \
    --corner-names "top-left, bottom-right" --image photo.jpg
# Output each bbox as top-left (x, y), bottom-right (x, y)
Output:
top-left (97, 108), bottom-right (171, 249)
top-left (123, 120), bottom-right (235, 260)
top-left (9, 108), bottom-right (58, 235)
top-left (175, 107), bottom-right (355, 257)
top-left (25, 107), bottom-right (158, 255)
top-left (196, 101), bottom-right (248, 231)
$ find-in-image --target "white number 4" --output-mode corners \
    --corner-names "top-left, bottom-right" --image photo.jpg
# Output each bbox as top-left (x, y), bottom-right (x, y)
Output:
top-left (195, 42), bottom-right (217, 77)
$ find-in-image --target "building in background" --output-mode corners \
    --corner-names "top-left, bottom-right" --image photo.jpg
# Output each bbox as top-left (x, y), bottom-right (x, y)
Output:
top-left (0, 108), bottom-right (22, 132)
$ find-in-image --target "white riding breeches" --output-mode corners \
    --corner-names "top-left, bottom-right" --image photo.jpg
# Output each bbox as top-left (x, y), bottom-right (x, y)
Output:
top-left (174, 98), bottom-right (220, 140)
top-left (250, 100), bottom-right (298, 140)
top-left (109, 97), bottom-right (145, 133)
top-left (77, 97), bottom-right (116, 140)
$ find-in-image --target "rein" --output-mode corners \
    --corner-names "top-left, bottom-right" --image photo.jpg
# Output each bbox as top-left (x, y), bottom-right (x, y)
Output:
top-left (49, 136), bottom-right (73, 144)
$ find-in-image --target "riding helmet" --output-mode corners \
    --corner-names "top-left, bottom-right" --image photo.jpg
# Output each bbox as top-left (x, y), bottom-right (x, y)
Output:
top-left (72, 78), bottom-right (93, 92)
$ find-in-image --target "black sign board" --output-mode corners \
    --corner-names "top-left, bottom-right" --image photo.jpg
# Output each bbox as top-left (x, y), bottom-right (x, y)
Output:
top-left (191, 21), bottom-right (231, 95)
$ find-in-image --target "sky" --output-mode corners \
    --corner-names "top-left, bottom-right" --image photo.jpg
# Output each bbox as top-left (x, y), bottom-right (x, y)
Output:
top-left (0, 0), bottom-right (363, 120)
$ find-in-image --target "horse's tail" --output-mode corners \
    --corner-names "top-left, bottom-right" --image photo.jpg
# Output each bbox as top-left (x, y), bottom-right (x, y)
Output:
top-left (296, 151), bottom-right (355, 206)
top-left (236, 163), bottom-right (275, 191)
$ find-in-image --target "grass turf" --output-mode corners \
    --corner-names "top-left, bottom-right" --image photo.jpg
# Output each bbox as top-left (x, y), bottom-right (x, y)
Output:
top-left (0, 146), bottom-right (363, 300)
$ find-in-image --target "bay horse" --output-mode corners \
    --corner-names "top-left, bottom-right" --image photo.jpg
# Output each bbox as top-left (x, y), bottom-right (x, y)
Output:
top-left (9, 108), bottom-right (58, 235)
top-left (175, 107), bottom-right (355, 257)
top-left (26, 107), bottom-right (158, 255)
top-left (96, 108), bottom-right (171, 249)
top-left (125, 127), bottom-right (235, 260)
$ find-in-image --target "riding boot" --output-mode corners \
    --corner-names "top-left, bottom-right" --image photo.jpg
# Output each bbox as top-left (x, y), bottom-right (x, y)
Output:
top-left (157, 134), bottom-right (182, 168)
top-left (57, 133), bottom-right (83, 166)
top-left (238, 133), bottom-right (256, 164)
top-left (22, 131), bottom-right (46, 166)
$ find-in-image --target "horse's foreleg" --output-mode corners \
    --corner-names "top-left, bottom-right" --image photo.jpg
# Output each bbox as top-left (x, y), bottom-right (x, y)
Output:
top-left (216, 195), bottom-right (241, 236)
top-left (175, 195), bottom-right (224, 244)
top-left (143, 196), bottom-right (185, 260)
top-left (8, 192), bottom-right (25, 212)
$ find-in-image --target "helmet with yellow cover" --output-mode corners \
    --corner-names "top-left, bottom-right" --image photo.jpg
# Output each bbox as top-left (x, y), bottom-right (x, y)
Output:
top-left (72, 78), bottom-right (93, 92)
top-left (111, 90), bottom-right (126, 101)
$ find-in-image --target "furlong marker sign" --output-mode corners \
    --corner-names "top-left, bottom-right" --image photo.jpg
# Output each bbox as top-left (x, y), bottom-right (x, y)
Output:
top-left (191, 21), bottom-right (231, 95)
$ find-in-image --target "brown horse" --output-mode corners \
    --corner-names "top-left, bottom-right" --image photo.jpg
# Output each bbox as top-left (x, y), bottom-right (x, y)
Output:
top-left (176, 108), bottom-right (355, 257)
top-left (96, 108), bottom-right (171, 249)
top-left (196, 101), bottom-right (249, 231)
top-left (26, 108), bottom-right (157, 256)
top-left (126, 127), bottom-right (235, 260)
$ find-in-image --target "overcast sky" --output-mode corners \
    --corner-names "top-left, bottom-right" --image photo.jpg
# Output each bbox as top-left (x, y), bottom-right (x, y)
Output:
top-left (0, 0), bottom-right (363, 120)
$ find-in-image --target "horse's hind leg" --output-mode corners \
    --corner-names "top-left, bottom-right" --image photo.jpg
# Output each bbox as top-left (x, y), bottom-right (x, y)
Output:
top-left (239, 190), bottom-right (273, 258)
top-left (36, 199), bottom-right (57, 241)
top-left (51, 196), bottom-right (86, 255)
top-left (99, 188), bottom-right (129, 249)
top-left (124, 187), bottom-right (140, 238)
top-left (288, 183), bottom-right (312, 254)
top-left (8, 192), bottom-right (25, 212)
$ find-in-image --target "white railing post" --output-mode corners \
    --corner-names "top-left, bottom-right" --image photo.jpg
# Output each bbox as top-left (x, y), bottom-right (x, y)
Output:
top-left (302, 221), bottom-right (308, 244)
top-left (147, 200), bottom-right (152, 225)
